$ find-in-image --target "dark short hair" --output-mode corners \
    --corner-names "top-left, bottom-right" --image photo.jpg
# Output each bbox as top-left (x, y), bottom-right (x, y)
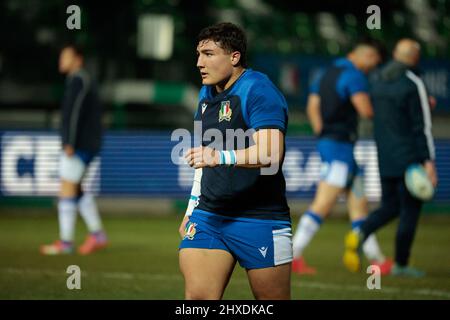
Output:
top-left (197, 22), bottom-right (247, 68)
top-left (61, 43), bottom-right (84, 59)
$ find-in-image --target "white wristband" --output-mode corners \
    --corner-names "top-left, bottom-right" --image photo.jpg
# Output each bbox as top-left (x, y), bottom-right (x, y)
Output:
top-left (219, 150), bottom-right (237, 166)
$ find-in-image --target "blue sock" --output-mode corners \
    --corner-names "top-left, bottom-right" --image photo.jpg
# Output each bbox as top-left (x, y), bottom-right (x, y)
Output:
top-left (305, 210), bottom-right (323, 225)
top-left (351, 218), bottom-right (366, 231)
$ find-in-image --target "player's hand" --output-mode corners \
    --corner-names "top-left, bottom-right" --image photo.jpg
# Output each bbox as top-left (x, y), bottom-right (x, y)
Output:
top-left (178, 215), bottom-right (190, 239)
top-left (424, 160), bottom-right (438, 187)
top-left (184, 146), bottom-right (219, 169)
top-left (64, 145), bottom-right (75, 156)
top-left (429, 96), bottom-right (437, 110)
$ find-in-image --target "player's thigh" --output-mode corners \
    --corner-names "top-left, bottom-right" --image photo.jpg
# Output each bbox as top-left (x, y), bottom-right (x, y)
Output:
top-left (246, 263), bottom-right (291, 300)
top-left (179, 248), bottom-right (236, 300)
top-left (59, 152), bottom-right (86, 198)
top-left (310, 181), bottom-right (343, 217)
top-left (59, 180), bottom-right (79, 198)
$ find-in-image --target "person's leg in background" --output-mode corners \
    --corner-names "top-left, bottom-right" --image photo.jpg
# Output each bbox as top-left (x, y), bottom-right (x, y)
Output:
top-left (40, 179), bottom-right (79, 255)
top-left (391, 180), bottom-right (425, 277)
top-left (41, 152), bottom-right (107, 255)
top-left (41, 151), bottom-right (85, 255)
top-left (343, 177), bottom-right (401, 272)
top-left (292, 181), bottom-right (343, 274)
top-left (75, 151), bottom-right (108, 255)
top-left (347, 174), bottom-right (393, 274)
top-left (78, 184), bottom-right (108, 255)
top-left (293, 140), bottom-right (356, 274)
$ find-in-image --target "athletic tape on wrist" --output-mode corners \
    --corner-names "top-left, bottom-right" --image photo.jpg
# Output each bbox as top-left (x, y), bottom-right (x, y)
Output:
top-left (219, 150), bottom-right (237, 165)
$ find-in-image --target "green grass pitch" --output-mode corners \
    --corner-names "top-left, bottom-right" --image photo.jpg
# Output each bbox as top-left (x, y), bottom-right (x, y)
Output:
top-left (0, 211), bottom-right (449, 300)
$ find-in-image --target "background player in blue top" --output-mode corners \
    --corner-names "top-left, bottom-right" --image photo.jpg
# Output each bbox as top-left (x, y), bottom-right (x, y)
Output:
top-left (291, 40), bottom-right (393, 275)
top-left (178, 23), bottom-right (292, 300)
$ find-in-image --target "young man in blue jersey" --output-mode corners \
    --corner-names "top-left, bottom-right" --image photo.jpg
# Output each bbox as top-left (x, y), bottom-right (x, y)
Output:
top-left (178, 23), bottom-right (292, 300)
top-left (291, 40), bottom-right (394, 275)
top-left (40, 44), bottom-right (107, 255)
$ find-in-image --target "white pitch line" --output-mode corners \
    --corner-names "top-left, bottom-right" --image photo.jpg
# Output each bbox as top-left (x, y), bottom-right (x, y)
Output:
top-left (1, 267), bottom-right (450, 299)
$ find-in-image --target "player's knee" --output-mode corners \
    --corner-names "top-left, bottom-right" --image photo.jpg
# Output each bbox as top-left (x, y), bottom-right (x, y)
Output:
top-left (185, 287), bottom-right (222, 300)
top-left (309, 202), bottom-right (330, 217)
top-left (253, 286), bottom-right (290, 300)
top-left (59, 153), bottom-right (86, 183)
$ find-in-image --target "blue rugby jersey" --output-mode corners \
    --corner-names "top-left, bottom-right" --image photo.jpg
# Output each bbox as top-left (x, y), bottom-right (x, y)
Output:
top-left (310, 58), bottom-right (369, 143)
top-left (194, 69), bottom-right (290, 221)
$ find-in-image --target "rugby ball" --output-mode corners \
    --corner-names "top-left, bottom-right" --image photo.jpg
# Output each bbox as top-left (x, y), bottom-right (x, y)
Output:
top-left (404, 164), bottom-right (434, 201)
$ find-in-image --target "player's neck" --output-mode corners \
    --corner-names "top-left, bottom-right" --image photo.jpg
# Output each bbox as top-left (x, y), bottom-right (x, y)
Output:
top-left (67, 65), bottom-right (83, 76)
top-left (215, 67), bottom-right (246, 93)
top-left (347, 55), bottom-right (363, 72)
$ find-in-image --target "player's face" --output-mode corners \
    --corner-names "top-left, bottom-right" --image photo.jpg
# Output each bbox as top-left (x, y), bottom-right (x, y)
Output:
top-left (360, 48), bottom-right (381, 73)
top-left (59, 47), bottom-right (76, 74)
top-left (196, 40), bottom-right (235, 86)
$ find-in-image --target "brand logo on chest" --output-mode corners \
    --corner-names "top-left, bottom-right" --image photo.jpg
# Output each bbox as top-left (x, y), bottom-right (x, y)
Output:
top-left (201, 102), bottom-right (208, 114)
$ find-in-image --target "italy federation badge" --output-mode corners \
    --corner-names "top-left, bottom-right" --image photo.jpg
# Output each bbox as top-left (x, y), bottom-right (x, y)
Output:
top-left (218, 100), bottom-right (232, 122)
top-left (183, 222), bottom-right (197, 240)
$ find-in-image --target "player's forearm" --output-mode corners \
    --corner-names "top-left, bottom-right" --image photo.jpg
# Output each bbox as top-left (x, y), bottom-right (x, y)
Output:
top-left (307, 112), bottom-right (322, 135)
top-left (220, 131), bottom-right (284, 168)
top-left (306, 94), bottom-right (322, 134)
top-left (233, 143), bottom-right (282, 168)
top-left (185, 130), bottom-right (284, 170)
top-left (351, 93), bottom-right (374, 119)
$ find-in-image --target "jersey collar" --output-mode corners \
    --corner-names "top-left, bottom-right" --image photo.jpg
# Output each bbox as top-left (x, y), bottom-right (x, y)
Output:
top-left (208, 68), bottom-right (250, 100)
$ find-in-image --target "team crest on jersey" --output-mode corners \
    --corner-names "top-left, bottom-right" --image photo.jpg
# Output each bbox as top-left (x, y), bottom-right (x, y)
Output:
top-left (183, 222), bottom-right (197, 240)
top-left (218, 101), bottom-right (232, 122)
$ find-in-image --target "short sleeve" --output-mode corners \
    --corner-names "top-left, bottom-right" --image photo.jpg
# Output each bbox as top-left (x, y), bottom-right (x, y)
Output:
top-left (246, 82), bottom-right (288, 132)
top-left (343, 70), bottom-right (369, 96)
top-left (309, 69), bottom-right (324, 94)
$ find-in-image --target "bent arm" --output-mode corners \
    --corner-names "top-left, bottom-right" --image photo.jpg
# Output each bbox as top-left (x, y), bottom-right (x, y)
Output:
top-left (306, 94), bottom-right (322, 135)
top-left (350, 92), bottom-right (374, 119)
top-left (234, 129), bottom-right (284, 168)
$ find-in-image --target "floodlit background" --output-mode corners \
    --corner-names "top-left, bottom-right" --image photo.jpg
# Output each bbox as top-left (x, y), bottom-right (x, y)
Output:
top-left (0, 0), bottom-right (449, 299)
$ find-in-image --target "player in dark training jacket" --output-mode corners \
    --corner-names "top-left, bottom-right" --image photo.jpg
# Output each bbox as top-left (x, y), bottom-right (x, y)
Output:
top-left (40, 44), bottom-right (107, 256)
top-left (178, 23), bottom-right (292, 299)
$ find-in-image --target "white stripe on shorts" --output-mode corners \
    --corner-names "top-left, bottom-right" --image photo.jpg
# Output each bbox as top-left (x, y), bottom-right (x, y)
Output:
top-left (272, 227), bottom-right (293, 265)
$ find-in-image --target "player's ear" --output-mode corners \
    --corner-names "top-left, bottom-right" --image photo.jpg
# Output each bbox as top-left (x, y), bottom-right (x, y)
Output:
top-left (230, 51), bottom-right (241, 67)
